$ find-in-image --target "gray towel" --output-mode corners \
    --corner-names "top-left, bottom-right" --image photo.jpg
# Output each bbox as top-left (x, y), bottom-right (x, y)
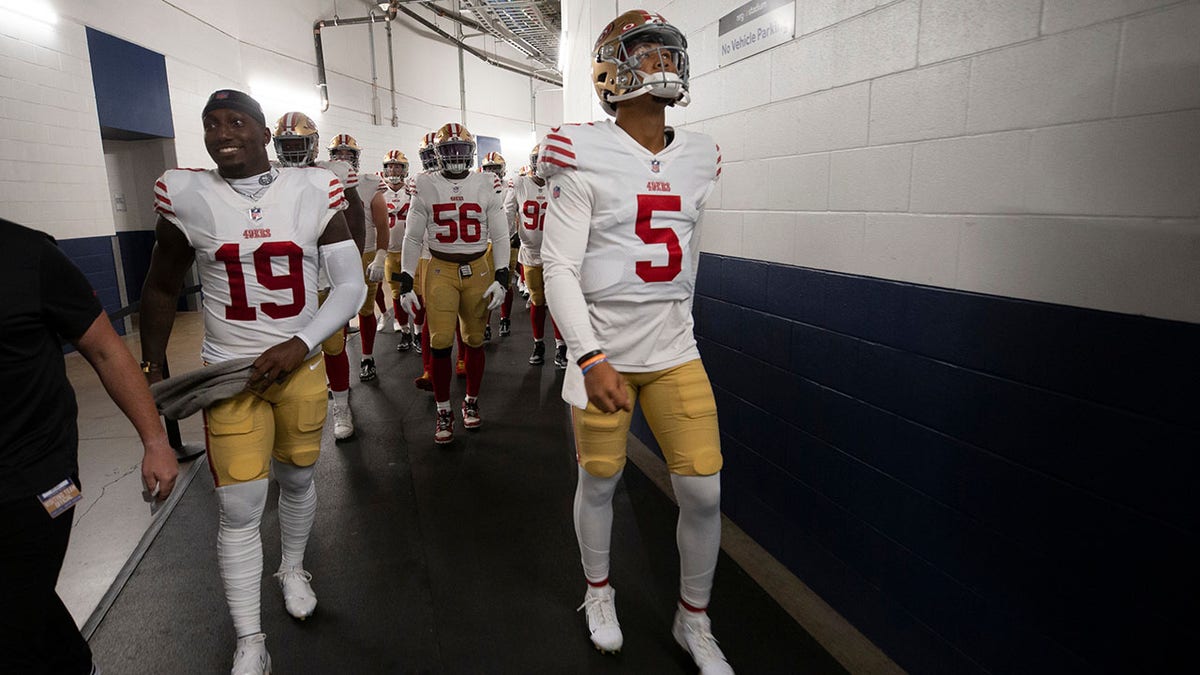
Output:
top-left (150, 357), bottom-right (257, 420)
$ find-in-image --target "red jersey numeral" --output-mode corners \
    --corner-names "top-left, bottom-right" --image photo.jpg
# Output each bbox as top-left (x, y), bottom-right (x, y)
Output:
top-left (634, 194), bottom-right (683, 283)
top-left (214, 241), bottom-right (306, 321)
top-left (522, 200), bottom-right (546, 230)
top-left (431, 202), bottom-right (483, 243)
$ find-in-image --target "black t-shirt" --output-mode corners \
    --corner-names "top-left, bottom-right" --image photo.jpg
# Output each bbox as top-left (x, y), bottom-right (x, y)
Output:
top-left (0, 219), bottom-right (103, 502)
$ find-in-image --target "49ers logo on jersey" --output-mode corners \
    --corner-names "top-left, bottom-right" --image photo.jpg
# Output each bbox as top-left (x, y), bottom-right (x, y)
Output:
top-left (646, 181), bottom-right (672, 192)
top-left (243, 228), bottom-right (272, 239)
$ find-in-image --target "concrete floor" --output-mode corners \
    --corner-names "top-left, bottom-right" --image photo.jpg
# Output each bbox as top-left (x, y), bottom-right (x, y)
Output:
top-left (61, 308), bottom-right (902, 674)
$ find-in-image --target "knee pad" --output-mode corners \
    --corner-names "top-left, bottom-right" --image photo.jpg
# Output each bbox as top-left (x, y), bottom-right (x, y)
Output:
top-left (216, 480), bottom-right (270, 529)
top-left (273, 459), bottom-right (317, 493)
top-left (581, 457), bottom-right (625, 479)
top-left (321, 330), bottom-right (345, 356)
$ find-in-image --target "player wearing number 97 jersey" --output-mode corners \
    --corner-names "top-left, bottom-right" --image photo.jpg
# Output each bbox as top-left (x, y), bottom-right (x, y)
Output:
top-left (140, 89), bottom-right (365, 675)
top-left (539, 9), bottom-right (733, 674)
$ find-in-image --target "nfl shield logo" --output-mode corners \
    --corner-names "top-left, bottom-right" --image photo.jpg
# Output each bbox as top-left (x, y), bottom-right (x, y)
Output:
top-left (250, 207), bottom-right (262, 221)
top-left (650, 159), bottom-right (661, 173)
top-left (552, 185), bottom-right (560, 199)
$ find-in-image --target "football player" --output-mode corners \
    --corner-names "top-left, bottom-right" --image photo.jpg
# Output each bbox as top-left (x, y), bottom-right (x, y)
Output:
top-left (393, 122), bottom-right (509, 444)
top-left (274, 112), bottom-right (365, 441)
top-left (480, 152), bottom-right (515, 340)
top-left (505, 144), bottom-right (565, 367)
top-left (140, 90), bottom-right (365, 675)
top-left (539, 11), bottom-right (733, 674)
top-left (381, 150), bottom-right (416, 352)
top-left (328, 134), bottom-right (390, 382)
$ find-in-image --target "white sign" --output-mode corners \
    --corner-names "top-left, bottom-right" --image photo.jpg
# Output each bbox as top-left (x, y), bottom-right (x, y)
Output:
top-left (718, 0), bottom-right (795, 67)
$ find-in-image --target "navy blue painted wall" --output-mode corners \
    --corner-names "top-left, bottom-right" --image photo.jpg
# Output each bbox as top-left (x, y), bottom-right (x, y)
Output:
top-left (116, 230), bottom-right (157, 305)
top-left (633, 253), bottom-right (1198, 674)
top-left (85, 28), bottom-right (174, 139)
top-left (57, 236), bottom-right (123, 337)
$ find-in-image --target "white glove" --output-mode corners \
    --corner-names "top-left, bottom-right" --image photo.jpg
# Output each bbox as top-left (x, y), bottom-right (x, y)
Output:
top-left (482, 281), bottom-right (505, 311)
top-left (399, 291), bottom-right (421, 317)
top-left (366, 249), bottom-right (387, 283)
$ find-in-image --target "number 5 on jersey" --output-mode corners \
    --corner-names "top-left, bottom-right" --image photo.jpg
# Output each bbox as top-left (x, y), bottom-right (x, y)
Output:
top-left (635, 194), bottom-right (682, 283)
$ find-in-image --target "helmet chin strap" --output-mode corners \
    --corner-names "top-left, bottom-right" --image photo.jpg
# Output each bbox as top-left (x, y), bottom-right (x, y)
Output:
top-left (608, 71), bottom-right (689, 108)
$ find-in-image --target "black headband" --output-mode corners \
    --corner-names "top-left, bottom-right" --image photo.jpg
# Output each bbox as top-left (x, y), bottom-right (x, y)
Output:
top-left (201, 89), bottom-right (266, 128)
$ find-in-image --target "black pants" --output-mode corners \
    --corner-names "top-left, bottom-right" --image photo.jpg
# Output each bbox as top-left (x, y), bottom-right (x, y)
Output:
top-left (0, 493), bottom-right (93, 675)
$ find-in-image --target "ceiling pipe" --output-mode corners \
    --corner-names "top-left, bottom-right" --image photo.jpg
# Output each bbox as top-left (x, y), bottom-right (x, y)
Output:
top-left (395, 4), bottom-right (561, 86)
top-left (313, 6), bottom-right (397, 113)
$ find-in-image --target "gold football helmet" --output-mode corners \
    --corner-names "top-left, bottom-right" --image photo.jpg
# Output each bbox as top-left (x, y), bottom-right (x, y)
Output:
top-left (434, 122), bottom-right (475, 173)
top-left (480, 152), bottom-right (505, 179)
top-left (328, 133), bottom-right (362, 170)
top-left (528, 144), bottom-right (539, 177)
top-left (418, 131), bottom-right (440, 172)
top-left (382, 149), bottom-right (409, 187)
top-left (274, 112), bottom-right (320, 167)
top-left (592, 9), bottom-right (690, 116)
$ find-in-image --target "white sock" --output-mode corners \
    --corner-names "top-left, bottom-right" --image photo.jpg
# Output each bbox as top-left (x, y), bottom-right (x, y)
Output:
top-left (332, 389), bottom-right (349, 405)
top-left (273, 460), bottom-right (317, 570)
top-left (573, 466), bottom-right (623, 584)
top-left (556, 339), bottom-right (566, 348)
top-left (216, 480), bottom-right (270, 637)
top-left (436, 400), bottom-right (451, 413)
top-left (672, 473), bottom-right (722, 609)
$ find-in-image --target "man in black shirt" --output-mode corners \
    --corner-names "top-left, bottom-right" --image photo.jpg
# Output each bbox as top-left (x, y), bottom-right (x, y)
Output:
top-left (0, 218), bottom-right (178, 675)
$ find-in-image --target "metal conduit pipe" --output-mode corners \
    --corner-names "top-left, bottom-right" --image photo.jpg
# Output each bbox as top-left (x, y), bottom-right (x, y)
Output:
top-left (396, 5), bottom-right (561, 86)
top-left (386, 18), bottom-right (398, 126)
top-left (367, 11), bottom-right (380, 124)
top-left (313, 10), bottom-right (396, 113)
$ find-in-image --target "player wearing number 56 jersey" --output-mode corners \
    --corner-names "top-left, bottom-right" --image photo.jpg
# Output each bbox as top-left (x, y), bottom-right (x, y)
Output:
top-left (540, 9), bottom-right (733, 674)
top-left (139, 90), bottom-right (365, 675)
top-left (394, 122), bottom-right (509, 444)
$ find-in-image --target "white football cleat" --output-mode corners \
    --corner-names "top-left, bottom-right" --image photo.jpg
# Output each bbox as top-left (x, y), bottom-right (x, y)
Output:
top-left (274, 566), bottom-right (317, 619)
top-left (331, 399), bottom-right (354, 440)
top-left (231, 632), bottom-right (271, 675)
top-left (577, 584), bottom-right (623, 653)
top-left (672, 607), bottom-right (734, 674)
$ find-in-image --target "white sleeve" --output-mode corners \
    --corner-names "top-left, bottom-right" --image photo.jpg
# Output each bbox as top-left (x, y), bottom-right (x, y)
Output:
top-left (541, 170), bottom-right (601, 358)
top-left (400, 193), bottom-right (429, 274)
top-left (503, 187), bottom-right (518, 236)
top-left (488, 190), bottom-right (510, 273)
top-left (294, 239), bottom-right (367, 350)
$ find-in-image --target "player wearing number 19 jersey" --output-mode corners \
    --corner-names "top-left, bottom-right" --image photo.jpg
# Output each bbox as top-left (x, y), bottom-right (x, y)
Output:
top-left (540, 9), bottom-right (733, 674)
top-left (140, 90), bottom-right (365, 675)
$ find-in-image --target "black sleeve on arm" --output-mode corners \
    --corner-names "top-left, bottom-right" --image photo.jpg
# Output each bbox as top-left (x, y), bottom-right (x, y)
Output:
top-left (39, 238), bottom-right (103, 342)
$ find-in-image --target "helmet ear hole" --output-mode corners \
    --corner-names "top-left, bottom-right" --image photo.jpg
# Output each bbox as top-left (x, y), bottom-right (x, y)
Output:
top-left (597, 71), bottom-right (608, 83)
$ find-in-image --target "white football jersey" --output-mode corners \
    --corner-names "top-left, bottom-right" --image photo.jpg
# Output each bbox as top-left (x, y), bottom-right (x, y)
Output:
top-left (539, 119), bottom-right (720, 394)
top-left (355, 173), bottom-right (385, 253)
top-left (316, 159), bottom-right (358, 189)
top-left (401, 170), bottom-right (506, 272)
top-left (154, 167), bottom-right (347, 363)
top-left (507, 175), bottom-right (549, 267)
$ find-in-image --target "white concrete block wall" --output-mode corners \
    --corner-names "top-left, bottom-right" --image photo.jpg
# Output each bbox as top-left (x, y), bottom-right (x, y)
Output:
top-left (1, 0), bottom-right (561, 241)
top-left (619, 0), bottom-right (1200, 323)
top-left (0, 18), bottom-right (112, 239)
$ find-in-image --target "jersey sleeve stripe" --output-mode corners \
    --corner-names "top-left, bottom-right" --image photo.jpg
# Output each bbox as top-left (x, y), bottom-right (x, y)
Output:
top-left (329, 187), bottom-right (344, 198)
top-left (544, 144), bottom-right (576, 160)
top-left (329, 178), bottom-right (340, 187)
top-left (541, 156), bottom-right (576, 170)
top-left (546, 133), bottom-right (572, 145)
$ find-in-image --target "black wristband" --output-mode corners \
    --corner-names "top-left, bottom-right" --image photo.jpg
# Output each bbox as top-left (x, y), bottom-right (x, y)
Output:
top-left (575, 349), bottom-right (604, 367)
top-left (392, 271), bottom-right (414, 294)
top-left (494, 267), bottom-right (509, 288)
top-left (510, 233), bottom-right (520, 248)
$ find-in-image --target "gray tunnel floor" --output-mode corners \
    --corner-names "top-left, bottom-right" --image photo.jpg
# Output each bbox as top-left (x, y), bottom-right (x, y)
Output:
top-left (89, 305), bottom-right (848, 674)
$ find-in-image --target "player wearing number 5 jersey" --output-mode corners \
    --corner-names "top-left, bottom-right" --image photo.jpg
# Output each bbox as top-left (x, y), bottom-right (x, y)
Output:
top-left (139, 90), bottom-right (365, 675)
top-left (394, 122), bottom-right (509, 444)
top-left (540, 10), bottom-right (733, 675)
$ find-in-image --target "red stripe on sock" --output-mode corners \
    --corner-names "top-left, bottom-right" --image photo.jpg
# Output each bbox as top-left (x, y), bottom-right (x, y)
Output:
top-left (587, 578), bottom-right (609, 588)
top-left (679, 598), bottom-right (707, 613)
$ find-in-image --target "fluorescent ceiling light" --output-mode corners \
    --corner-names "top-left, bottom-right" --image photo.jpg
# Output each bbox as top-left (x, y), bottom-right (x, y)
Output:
top-left (249, 79), bottom-right (322, 116)
top-left (0, 0), bottom-right (58, 25)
